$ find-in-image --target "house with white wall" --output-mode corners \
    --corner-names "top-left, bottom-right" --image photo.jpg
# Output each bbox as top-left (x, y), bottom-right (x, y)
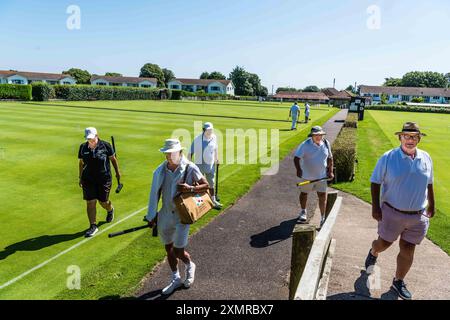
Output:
top-left (0, 70), bottom-right (76, 85)
top-left (167, 78), bottom-right (234, 95)
top-left (360, 85), bottom-right (450, 105)
top-left (91, 75), bottom-right (157, 88)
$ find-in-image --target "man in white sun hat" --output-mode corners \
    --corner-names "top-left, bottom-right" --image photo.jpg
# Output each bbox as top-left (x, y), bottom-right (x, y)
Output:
top-left (294, 126), bottom-right (334, 227)
top-left (188, 122), bottom-right (222, 209)
top-left (146, 138), bottom-right (209, 296)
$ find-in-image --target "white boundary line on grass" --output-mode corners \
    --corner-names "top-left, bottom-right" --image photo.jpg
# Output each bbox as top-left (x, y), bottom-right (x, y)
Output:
top-left (0, 206), bottom-right (148, 290)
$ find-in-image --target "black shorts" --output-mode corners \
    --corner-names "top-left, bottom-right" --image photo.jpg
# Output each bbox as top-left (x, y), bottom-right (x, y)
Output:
top-left (82, 179), bottom-right (112, 202)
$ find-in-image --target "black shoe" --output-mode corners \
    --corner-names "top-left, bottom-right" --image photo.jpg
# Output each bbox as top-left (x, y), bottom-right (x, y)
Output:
top-left (85, 224), bottom-right (98, 237)
top-left (106, 207), bottom-right (114, 223)
top-left (391, 278), bottom-right (412, 300)
top-left (364, 249), bottom-right (377, 272)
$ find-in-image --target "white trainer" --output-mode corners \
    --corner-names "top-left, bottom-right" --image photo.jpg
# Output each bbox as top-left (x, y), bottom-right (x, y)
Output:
top-left (184, 262), bottom-right (196, 288)
top-left (212, 200), bottom-right (223, 209)
top-left (161, 277), bottom-right (182, 295)
top-left (298, 209), bottom-right (307, 223)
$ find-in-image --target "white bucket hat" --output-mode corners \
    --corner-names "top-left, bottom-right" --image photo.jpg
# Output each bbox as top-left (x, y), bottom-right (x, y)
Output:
top-left (84, 127), bottom-right (98, 140)
top-left (159, 139), bottom-right (184, 153)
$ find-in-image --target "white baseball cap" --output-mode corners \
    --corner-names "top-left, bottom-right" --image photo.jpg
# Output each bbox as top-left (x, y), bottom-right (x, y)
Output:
top-left (203, 122), bottom-right (214, 130)
top-left (84, 127), bottom-right (98, 140)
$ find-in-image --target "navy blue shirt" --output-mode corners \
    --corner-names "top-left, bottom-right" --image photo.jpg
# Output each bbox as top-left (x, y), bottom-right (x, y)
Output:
top-left (78, 139), bottom-right (115, 182)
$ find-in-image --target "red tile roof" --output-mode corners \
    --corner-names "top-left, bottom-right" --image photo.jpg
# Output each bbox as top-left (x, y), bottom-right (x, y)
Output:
top-left (91, 75), bottom-right (157, 84)
top-left (322, 88), bottom-right (352, 100)
top-left (273, 91), bottom-right (330, 101)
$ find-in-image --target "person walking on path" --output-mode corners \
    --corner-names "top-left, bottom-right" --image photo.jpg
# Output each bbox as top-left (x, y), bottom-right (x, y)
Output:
top-left (146, 139), bottom-right (210, 296)
top-left (365, 122), bottom-right (435, 300)
top-left (188, 122), bottom-right (222, 209)
top-left (294, 126), bottom-right (334, 227)
top-left (304, 103), bottom-right (311, 123)
top-left (78, 127), bottom-right (121, 237)
top-left (289, 102), bottom-right (301, 130)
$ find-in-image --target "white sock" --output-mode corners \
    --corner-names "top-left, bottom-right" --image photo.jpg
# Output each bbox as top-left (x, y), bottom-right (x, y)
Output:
top-left (212, 195), bottom-right (216, 201)
top-left (172, 270), bottom-right (180, 279)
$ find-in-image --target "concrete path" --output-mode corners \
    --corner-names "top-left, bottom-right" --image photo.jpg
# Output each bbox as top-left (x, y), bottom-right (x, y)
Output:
top-left (327, 190), bottom-right (450, 300)
top-left (134, 110), bottom-right (348, 300)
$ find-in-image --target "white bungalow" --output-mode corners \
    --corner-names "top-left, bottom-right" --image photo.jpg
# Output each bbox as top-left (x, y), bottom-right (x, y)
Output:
top-left (167, 78), bottom-right (234, 95)
top-left (0, 70), bottom-right (76, 85)
top-left (360, 85), bottom-right (450, 105)
top-left (91, 75), bottom-right (157, 88)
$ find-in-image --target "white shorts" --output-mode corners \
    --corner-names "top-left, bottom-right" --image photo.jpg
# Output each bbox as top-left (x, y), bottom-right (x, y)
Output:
top-left (298, 178), bottom-right (328, 193)
top-left (157, 210), bottom-right (190, 248)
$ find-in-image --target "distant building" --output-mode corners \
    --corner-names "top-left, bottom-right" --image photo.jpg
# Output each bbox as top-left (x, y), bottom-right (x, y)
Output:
top-left (91, 75), bottom-right (157, 88)
top-left (0, 70), bottom-right (76, 85)
top-left (167, 78), bottom-right (234, 95)
top-left (360, 85), bottom-right (450, 105)
top-left (272, 91), bottom-right (330, 103)
top-left (321, 88), bottom-right (353, 107)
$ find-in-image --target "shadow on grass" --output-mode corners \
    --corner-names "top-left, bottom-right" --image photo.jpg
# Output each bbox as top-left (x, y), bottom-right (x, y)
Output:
top-left (250, 218), bottom-right (297, 248)
top-left (0, 222), bottom-right (106, 261)
top-left (99, 286), bottom-right (189, 300)
top-left (327, 270), bottom-right (398, 300)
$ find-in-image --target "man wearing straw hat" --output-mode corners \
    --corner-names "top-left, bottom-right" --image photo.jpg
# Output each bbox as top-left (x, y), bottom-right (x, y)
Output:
top-left (146, 139), bottom-right (210, 295)
top-left (294, 126), bottom-right (334, 227)
top-left (365, 122), bottom-right (435, 300)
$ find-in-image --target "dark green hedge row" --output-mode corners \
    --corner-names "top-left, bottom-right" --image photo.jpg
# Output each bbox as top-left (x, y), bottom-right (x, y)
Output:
top-left (32, 82), bottom-right (55, 101)
top-left (53, 85), bottom-right (160, 101)
top-left (344, 112), bottom-right (358, 128)
top-left (0, 84), bottom-right (32, 100)
top-left (332, 127), bottom-right (357, 182)
top-left (365, 104), bottom-right (450, 114)
top-left (170, 90), bottom-right (229, 100)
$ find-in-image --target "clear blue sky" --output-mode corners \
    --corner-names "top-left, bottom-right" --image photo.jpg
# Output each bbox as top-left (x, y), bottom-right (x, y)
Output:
top-left (1, 0), bottom-right (449, 91)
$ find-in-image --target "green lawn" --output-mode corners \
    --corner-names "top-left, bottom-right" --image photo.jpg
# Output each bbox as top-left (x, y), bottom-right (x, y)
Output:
top-left (0, 99), bottom-right (336, 299)
top-left (334, 110), bottom-right (450, 254)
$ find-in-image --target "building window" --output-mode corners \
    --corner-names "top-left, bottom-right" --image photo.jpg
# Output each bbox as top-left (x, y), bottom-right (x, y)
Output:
top-left (11, 79), bottom-right (24, 84)
top-left (97, 82), bottom-right (107, 86)
top-left (401, 95), bottom-right (410, 101)
top-left (170, 85), bottom-right (180, 89)
top-left (63, 81), bottom-right (72, 85)
top-left (373, 94), bottom-right (380, 98)
top-left (432, 96), bottom-right (440, 100)
top-left (111, 83), bottom-right (121, 86)
top-left (141, 84), bottom-right (151, 88)
top-left (48, 81), bottom-right (58, 85)
top-left (210, 86), bottom-right (221, 91)
top-left (392, 95), bottom-right (399, 98)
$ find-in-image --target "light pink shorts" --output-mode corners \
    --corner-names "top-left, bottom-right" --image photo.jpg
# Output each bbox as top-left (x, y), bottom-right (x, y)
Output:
top-left (378, 203), bottom-right (429, 245)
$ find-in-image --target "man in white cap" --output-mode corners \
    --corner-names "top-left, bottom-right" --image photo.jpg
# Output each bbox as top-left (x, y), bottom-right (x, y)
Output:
top-left (146, 138), bottom-right (209, 295)
top-left (289, 102), bottom-right (301, 130)
top-left (294, 126), bottom-right (334, 227)
top-left (78, 127), bottom-right (121, 237)
top-left (365, 122), bottom-right (435, 300)
top-left (188, 122), bottom-right (222, 209)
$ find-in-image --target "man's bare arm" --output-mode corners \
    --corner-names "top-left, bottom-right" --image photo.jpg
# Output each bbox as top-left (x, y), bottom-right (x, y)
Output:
top-left (294, 157), bottom-right (302, 178)
top-left (371, 183), bottom-right (382, 221)
top-left (427, 184), bottom-right (435, 218)
top-left (109, 155), bottom-right (121, 179)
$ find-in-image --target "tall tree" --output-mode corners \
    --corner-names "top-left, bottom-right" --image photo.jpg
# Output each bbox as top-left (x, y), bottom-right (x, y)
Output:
top-left (208, 71), bottom-right (226, 80)
top-left (139, 63), bottom-right (165, 87)
top-left (401, 71), bottom-right (447, 88)
top-left (303, 85), bottom-right (320, 92)
top-left (105, 72), bottom-right (122, 77)
top-left (383, 77), bottom-right (402, 87)
top-left (200, 72), bottom-right (210, 79)
top-left (276, 87), bottom-right (299, 93)
top-left (62, 68), bottom-right (91, 84)
top-left (229, 66), bottom-right (250, 96)
top-left (162, 68), bottom-right (175, 87)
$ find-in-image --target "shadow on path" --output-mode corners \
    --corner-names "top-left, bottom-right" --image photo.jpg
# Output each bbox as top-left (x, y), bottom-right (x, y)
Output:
top-left (250, 218), bottom-right (297, 248)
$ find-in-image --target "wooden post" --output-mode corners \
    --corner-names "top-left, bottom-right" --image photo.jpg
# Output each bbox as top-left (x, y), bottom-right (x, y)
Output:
top-left (289, 225), bottom-right (316, 300)
top-left (325, 191), bottom-right (338, 220)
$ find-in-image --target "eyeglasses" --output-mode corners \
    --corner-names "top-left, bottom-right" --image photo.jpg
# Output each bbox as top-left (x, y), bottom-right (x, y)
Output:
top-left (401, 134), bottom-right (420, 141)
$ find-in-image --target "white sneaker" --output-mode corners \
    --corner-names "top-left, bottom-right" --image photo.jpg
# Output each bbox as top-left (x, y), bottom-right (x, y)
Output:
top-left (161, 277), bottom-right (182, 295)
top-left (184, 262), bottom-right (196, 288)
top-left (298, 209), bottom-right (307, 223)
top-left (212, 200), bottom-right (223, 210)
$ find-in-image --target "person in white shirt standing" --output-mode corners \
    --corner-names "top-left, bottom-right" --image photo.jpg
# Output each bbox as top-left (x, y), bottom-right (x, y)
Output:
top-left (294, 126), bottom-right (334, 227)
top-left (289, 102), bottom-right (301, 130)
top-left (304, 103), bottom-right (311, 123)
top-left (189, 122), bottom-right (222, 209)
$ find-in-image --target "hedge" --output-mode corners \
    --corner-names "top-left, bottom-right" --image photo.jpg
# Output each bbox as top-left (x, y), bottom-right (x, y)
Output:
top-left (332, 127), bottom-right (357, 182)
top-left (0, 84), bottom-right (32, 100)
top-left (32, 82), bottom-right (55, 101)
top-left (365, 104), bottom-right (450, 114)
top-left (169, 90), bottom-right (229, 100)
top-left (53, 85), bottom-right (159, 101)
top-left (344, 112), bottom-right (358, 128)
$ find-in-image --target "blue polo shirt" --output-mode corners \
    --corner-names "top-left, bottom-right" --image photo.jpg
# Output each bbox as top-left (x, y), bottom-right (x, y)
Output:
top-left (290, 104), bottom-right (300, 118)
top-left (370, 147), bottom-right (433, 211)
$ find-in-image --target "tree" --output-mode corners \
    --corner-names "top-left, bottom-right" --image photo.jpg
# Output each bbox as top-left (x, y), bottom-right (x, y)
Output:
top-left (258, 86), bottom-right (269, 97)
top-left (383, 77), bottom-right (402, 87)
top-left (401, 71), bottom-right (447, 88)
top-left (241, 80), bottom-right (254, 96)
top-left (303, 85), bottom-right (320, 92)
top-left (200, 72), bottom-right (210, 79)
top-left (444, 73), bottom-right (450, 87)
top-left (162, 68), bottom-right (175, 87)
top-left (105, 72), bottom-right (122, 77)
top-left (345, 85), bottom-right (356, 93)
top-left (208, 71), bottom-right (226, 80)
top-left (276, 87), bottom-right (299, 93)
top-left (247, 73), bottom-right (263, 96)
top-left (62, 68), bottom-right (91, 84)
top-left (139, 63), bottom-right (165, 87)
top-left (229, 66), bottom-right (250, 96)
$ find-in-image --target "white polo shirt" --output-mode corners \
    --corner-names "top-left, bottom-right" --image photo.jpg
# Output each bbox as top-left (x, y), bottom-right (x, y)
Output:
top-left (294, 138), bottom-right (332, 180)
top-left (190, 133), bottom-right (218, 173)
top-left (370, 147), bottom-right (433, 211)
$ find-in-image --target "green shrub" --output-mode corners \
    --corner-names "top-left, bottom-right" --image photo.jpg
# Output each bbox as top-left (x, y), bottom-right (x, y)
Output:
top-left (344, 112), bottom-right (358, 128)
top-left (332, 127), bottom-right (357, 182)
top-left (0, 84), bottom-right (32, 100)
top-left (53, 85), bottom-right (159, 101)
top-left (170, 89), bottom-right (182, 100)
top-left (411, 97), bottom-right (424, 103)
top-left (32, 82), bottom-right (55, 101)
top-left (365, 104), bottom-right (450, 114)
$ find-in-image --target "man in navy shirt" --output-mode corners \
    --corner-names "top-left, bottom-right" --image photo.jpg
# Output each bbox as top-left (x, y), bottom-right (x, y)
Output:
top-left (78, 127), bottom-right (121, 237)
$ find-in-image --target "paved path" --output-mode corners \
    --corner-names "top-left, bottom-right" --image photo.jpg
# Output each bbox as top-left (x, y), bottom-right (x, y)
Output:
top-left (134, 110), bottom-right (348, 300)
top-left (327, 190), bottom-right (450, 300)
